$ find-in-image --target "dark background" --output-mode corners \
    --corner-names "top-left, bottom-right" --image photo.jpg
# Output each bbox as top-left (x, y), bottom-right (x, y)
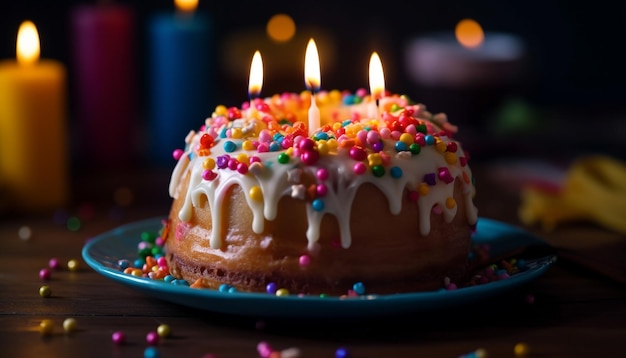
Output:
top-left (2, 0), bottom-right (625, 165)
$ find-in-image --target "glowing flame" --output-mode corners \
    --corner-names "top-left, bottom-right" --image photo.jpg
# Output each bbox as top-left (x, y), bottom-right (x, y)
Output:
top-left (16, 20), bottom-right (40, 66)
top-left (455, 19), bottom-right (484, 49)
top-left (369, 52), bottom-right (385, 99)
top-left (248, 51), bottom-right (263, 98)
top-left (304, 38), bottom-right (320, 92)
top-left (175, 0), bottom-right (198, 13)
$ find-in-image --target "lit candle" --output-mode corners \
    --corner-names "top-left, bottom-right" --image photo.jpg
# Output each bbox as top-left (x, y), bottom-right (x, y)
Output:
top-left (248, 50), bottom-right (263, 101)
top-left (71, 1), bottom-right (136, 169)
top-left (368, 51), bottom-right (385, 118)
top-left (0, 21), bottom-right (68, 211)
top-left (304, 38), bottom-right (321, 135)
top-left (148, 0), bottom-right (214, 166)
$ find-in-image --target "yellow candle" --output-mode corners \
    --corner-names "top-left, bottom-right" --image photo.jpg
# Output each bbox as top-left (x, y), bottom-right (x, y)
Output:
top-left (0, 21), bottom-right (68, 211)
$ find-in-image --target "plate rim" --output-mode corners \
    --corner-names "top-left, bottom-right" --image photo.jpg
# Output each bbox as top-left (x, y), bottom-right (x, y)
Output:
top-left (82, 217), bottom-right (556, 318)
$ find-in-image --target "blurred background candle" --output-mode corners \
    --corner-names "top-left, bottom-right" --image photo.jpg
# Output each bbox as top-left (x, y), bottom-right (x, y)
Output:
top-left (0, 21), bottom-right (68, 212)
top-left (147, 0), bottom-right (214, 166)
top-left (71, 1), bottom-right (137, 170)
top-left (404, 18), bottom-right (528, 131)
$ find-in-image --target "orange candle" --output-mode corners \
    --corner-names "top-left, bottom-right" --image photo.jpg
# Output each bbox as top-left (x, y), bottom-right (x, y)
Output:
top-left (0, 21), bottom-right (68, 211)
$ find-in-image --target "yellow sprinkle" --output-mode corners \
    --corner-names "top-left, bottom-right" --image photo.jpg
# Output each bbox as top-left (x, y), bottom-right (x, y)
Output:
top-left (63, 318), bottom-right (78, 333)
top-left (236, 153), bottom-right (249, 165)
top-left (317, 141), bottom-right (329, 155)
top-left (329, 89), bottom-right (342, 102)
top-left (445, 197), bottom-right (456, 209)
top-left (399, 133), bottom-right (414, 145)
top-left (332, 122), bottom-right (342, 131)
top-left (249, 186), bottom-right (263, 201)
top-left (275, 288), bottom-right (290, 296)
top-left (435, 141), bottom-right (447, 153)
top-left (444, 152), bottom-right (458, 164)
top-left (40, 319), bottom-right (54, 336)
top-left (67, 259), bottom-right (79, 272)
top-left (418, 183), bottom-right (430, 196)
top-left (285, 147), bottom-right (294, 156)
top-left (157, 324), bottom-right (171, 338)
top-left (202, 158), bottom-right (216, 170)
top-left (214, 105), bottom-right (227, 116)
top-left (131, 269), bottom-right (143, 277)
top-left (242, 140), bottom-right (255, 151)
top-left (368, 153), bottom-right (382, 166)
top-left (327, 138), bottom-right (338, 151)
top-left (231, 127), bottom-right (243, 139)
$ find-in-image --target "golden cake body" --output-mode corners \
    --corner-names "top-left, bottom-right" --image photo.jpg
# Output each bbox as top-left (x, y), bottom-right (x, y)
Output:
top-left (165, 91), bottom-right (478, 295)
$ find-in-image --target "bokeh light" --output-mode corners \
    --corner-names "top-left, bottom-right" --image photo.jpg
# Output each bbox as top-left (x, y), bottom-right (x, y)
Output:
top-left (266, 14), bottom-right (296, 42)
top-left (455, 18), bottom-right (484, 49)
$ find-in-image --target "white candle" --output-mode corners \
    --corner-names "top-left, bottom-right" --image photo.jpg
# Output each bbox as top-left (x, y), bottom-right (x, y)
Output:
top-left (304, 38), bottom-right (320, 135)
top-left (368, 51), bottom-right (385, 118)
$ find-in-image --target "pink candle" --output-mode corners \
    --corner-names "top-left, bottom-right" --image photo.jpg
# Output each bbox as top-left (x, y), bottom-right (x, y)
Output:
top-left (70, 3), bottom-right (137, 169)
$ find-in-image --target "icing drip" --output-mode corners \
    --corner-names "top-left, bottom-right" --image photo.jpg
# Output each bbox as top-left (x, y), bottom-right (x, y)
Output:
top-left (170, 91), bottom-right (478, 251)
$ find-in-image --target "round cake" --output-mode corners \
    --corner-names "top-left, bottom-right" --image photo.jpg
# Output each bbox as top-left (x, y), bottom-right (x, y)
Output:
top-left (163, 89), bottom-right (478, 296)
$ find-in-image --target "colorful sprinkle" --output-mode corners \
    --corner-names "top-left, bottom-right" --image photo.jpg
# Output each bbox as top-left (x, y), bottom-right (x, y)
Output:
top-left (39, 285), bottom-right (52, 298)
top-left (39, 319), bottom-right (54, 336)
top-left (157, 324), bottom-right (171, 338)
top-left (112, 331), bottom-right (126, 345)
top-left (62, 318), bottom-right (78, 333)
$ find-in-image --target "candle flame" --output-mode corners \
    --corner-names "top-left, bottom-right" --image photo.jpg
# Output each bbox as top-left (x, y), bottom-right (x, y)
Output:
top-left (16, 20), bottom-right (40, 66)
top-left (175, 0), bottom-right (198, 13)
top-left (248, 51), bottom-right (263, 98)
top-left (455, 19), bottom-right (484, 49)
top-left (304, 38), bottom-right (321, 92)
top-left (369, 52), bottom-right (385, 99)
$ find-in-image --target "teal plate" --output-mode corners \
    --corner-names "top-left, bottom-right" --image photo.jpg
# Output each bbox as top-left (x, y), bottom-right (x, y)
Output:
top-left (82, 217), bottom-right (556, 318)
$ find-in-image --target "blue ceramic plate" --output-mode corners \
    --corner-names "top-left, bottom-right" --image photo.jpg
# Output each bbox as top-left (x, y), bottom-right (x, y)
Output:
top-left (82, 217), bottom-right (556, 318)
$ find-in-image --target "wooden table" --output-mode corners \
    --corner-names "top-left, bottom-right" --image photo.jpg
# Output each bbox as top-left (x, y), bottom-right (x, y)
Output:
top-left (1, 164), bottom-right (625, 358)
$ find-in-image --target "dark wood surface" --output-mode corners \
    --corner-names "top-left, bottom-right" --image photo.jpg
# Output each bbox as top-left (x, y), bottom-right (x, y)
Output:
top-left (1, 163), bottom-right (625, 358)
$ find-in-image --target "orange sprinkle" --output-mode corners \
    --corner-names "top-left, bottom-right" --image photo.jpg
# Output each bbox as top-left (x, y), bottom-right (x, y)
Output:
top-left (190, 278), bottom-right (205, 289)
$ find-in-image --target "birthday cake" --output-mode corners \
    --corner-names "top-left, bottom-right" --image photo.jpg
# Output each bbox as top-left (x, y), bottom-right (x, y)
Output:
top-left (163, 89), bottom-right (478, 296)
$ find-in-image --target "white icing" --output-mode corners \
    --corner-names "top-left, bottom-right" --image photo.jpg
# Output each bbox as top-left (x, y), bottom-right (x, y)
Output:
top-left (169, 93), bottom-right (478, 251)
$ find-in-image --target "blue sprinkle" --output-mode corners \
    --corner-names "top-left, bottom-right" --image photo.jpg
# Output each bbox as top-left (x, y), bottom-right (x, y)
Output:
top-left (424, 135), bottom-right (435, 145)
top-left (272, 133), bottom-right (284, 141)
top-left (390, 166), bottom-right (403, 179)
top-left (133, 258), bottom-right (145, 268)
top-left (117, 259), bottom-right (130, 270)
top-left (335, 347), bottom-right (350, 358)
top-left (228, 286), bottom-right (238, 293)
top-left (219, 127), bottom-right (228, 138)
top-left (223, 141), bottom-right (237, 153)
top-left (269, 141), bottom-right (281, 151)
top-left (394, 141), bottom-right (407, 152)
top-left (342, 119), bottom-right (352, 127)
top-left (314, 132), bottom-right (329, 141)
top-left (219, 283), bottom-right (231, 293)
top-left (352, 282), bottom-right (365, 295)
top-left (164, 275), bottom-right (175, 283)
top-left (342, 94), bottom-right (357, 105)
top-left (144, 346), bottom-right (160, 358)
top-left (312, 199), bottom-right (325, 211)
top-left (172, 279), bottom-right (189, 286)
top-left (266, 282), bottom-right (277, 294)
